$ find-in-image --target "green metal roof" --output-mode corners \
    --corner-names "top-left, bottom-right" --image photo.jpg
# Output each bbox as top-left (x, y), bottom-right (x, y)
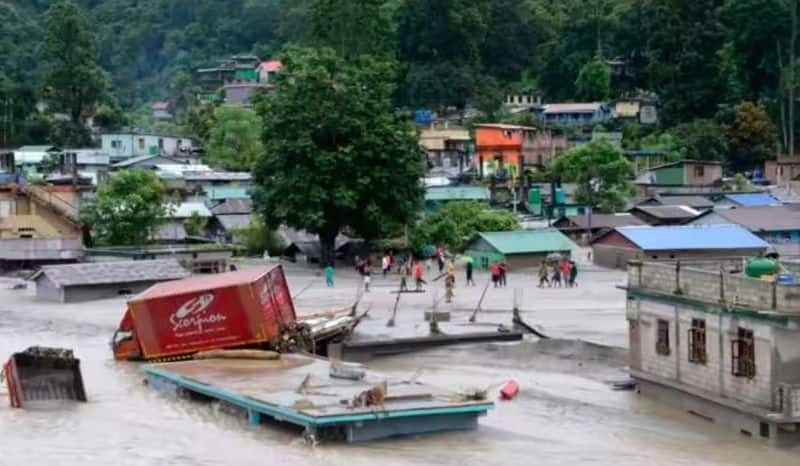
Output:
top-left (206, 186), bottom-right (250, 200)
top-left (471, 229), bottom-right (577, 254)
top-left (425, 186), bottom-right (490, 202)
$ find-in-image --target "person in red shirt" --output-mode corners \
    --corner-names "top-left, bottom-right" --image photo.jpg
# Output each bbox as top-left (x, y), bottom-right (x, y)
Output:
top-left (491, 262), bottom-right (501, 288)
top-left (560, 260), bottom-right (573, 288)
top-left (414, 261), bottom-right (425, 291)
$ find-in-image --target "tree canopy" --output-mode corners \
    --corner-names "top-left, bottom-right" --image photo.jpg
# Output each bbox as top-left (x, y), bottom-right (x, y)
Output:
top-left (410, 202), bottom-right (519, 252)
top-left (252, 46), bottom-right (425, 265)
top-left (205, 105), bottom-right (263, 171)
top-left (549, 139), bottom-right (635, 212)
top-left (80, 169), bottom-right (169, 246)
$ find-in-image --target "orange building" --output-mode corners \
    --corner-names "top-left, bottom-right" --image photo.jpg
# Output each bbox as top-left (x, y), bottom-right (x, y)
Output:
top-left (474, 124), bottom-right (538, 178)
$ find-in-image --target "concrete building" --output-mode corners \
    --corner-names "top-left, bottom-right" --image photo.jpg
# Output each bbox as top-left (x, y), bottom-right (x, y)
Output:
top-left (541, 102), bottom-right (609, 126)
top-left (101, 133), bottom-right (195, 160)
top-left (151, 101), bottom-right (172, 120)
top-left (57, 149), bottom-right (111, 185)
top-left (418, 125), bottom-right (471, 174)
top-left (30, 259), bottom-right (189, 303)
top-left (465, 229), bottom-right (577, 269)
top-left (626, 259), bottom-right (800, 447)
top-left (591, 224), bottom-right (769, 269)
top-left (0, 182), bottom-right (84, 269)
top-left (153, 202), bottom-right (213, 242)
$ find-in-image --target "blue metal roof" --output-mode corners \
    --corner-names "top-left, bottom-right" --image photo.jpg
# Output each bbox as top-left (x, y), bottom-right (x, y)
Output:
top-left (616, 224), bottom-right (769, 251)
top-left (723, 193), bottom-right (781, 207)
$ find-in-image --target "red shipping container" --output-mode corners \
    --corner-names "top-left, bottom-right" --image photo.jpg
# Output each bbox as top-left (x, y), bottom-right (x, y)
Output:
top-left (112, 265), bottom-right (298, 361)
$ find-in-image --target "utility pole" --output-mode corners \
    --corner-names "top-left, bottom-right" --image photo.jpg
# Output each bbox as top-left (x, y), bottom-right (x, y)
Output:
top-left (791, 0), bottom-right (797, 157)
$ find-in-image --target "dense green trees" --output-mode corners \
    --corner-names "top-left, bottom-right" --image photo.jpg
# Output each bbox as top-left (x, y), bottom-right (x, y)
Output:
top-left (252, 46), bottom-right (424, 265)
top-left (41, 1), bottom-right (108, 124)
top-left (575, 60), bottom-right (611, 101)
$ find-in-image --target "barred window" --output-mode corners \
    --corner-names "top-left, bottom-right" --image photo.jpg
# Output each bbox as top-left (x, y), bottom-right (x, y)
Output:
top-left (688, 319), bottom-right (707, 364)
top-left (656, 319), bottom-right (670, 356)
top-left (732, 328), bottom-right (756, 379)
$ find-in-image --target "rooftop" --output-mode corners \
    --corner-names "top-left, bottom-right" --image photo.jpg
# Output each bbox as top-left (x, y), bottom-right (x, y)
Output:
top-left (722, 193), bottom-right (782, 207)
top-left (630, 205), bottom-right (701, 220)
top-left (30, 259), bottom-right (189, 288)
top-left (643, 195), bottom-right (715, 210)
top-left (614, 224), bottom-right (769, 251)
top-left (182, 171), bottom-right (252, 182)
top-left (698, 206), bottom-right (800, 232)
top-left (210, 198), bottom-right (253, 215)
top-left (474, 124), bottom-right (538, 131)
top-left (472, 229), bottom-right (577, 254)
top-left (543, 103), bottom-right (603, 114)
top-left (558, 213), bottom-right (646, 229)
top-left (260, 60), bottom-right (283, 73)
top-left (647, 159), bottom-right (724, 171)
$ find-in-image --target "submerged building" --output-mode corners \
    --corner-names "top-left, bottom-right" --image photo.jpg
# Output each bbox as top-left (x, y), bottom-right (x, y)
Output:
top-left (625, 259), bottom-right (800, 447)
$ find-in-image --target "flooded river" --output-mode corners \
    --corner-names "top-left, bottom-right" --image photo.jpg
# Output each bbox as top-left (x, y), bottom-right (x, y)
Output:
top-left (1, 269), bottom-right (798, 465)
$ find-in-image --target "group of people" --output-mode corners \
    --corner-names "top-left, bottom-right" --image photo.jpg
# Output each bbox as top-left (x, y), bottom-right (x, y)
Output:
top-left (489, 261), bottom-right (509, 288)
top-left (538, 258), bottom-right (578, 288)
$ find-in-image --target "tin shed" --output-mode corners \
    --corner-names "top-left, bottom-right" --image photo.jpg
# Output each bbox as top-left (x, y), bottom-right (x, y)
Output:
top-left (465, 229), bottom-right (577, 269)
top-left (31, 259), bottom-right (190, 303)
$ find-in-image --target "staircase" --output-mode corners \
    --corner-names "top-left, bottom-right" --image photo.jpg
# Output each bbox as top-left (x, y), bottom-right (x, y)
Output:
top-left (20, 184), bottom-right (81, 226)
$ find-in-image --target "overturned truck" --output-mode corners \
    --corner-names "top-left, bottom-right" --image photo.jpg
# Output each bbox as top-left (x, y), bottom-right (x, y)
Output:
top-left (112, 265), bottom-right (315, 361)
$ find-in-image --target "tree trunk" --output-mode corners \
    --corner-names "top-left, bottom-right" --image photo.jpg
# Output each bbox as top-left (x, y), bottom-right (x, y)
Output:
top-left (778, 40), bottom-right (789, 152)
top-left (319, 229), bottom-right (337, 269)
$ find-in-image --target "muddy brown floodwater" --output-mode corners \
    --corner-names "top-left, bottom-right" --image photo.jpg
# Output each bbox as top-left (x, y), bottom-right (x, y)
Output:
top-left (0, 264), bottom-right (798, 466)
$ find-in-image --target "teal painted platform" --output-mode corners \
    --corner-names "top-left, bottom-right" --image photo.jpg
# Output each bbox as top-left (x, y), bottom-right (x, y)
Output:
top-left (142, 355), bottom-right (493, 443)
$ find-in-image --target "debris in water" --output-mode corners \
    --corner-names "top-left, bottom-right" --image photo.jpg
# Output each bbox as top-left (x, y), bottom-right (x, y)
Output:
top-left (3, 346), bottom-right (87, 408)
top-left (329, 360), bottom-right (366, 381)
top-left (500, 379), bottom-right (519, 400)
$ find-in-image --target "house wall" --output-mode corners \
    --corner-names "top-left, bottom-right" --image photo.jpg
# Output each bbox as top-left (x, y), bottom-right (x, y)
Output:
top-left (62, 281), bottom-right (158, 303)
top-left (593, 243), bottom-right (766, 270)
top-left (765, 160), bottom-right (800, 185)
top-left (101, 134), bottom-right (193, 159)
top-left (653, 166), bottom-right (684, 185)
top-left (684, 163), bottom-right (723, 185)
top-left (34, 274), bottom-right (63, 302)
top-left (630, 295), bottom-right (777, 409)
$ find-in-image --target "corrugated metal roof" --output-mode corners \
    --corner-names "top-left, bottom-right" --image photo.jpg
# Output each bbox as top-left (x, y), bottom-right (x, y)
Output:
top-left (562, 213), bottom-right (646, 229)
top-left (543, 103), bottom-right (602, 114)
top-left (211, 198), bottom-right (253, 215)
top-left (425, 187), bottom-right (490, 202)
top-left (723, 193), bottom-right (782, 207)
top-left (649, 195), bottom-right (714, 209)
top-left (473, 229), bottom-right (577, 254)
top-left (31, 259), bottom-right (189, 288)
top-left (631, 205), bottom-right (701, 219)
top-left (615, 224), bottom-right (769, 251)
top-left (697, 206), bottom-right (800, 232)
top-left (130, 266), bottom-right (276, 302)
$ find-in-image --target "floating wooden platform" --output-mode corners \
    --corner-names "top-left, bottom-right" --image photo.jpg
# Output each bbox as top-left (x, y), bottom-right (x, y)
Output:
top-left (142, 354), bottom-right (493, 443)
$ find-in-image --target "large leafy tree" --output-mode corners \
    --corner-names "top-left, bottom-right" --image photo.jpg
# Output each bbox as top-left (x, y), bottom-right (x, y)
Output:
top-left (723, 101), bottom-right (779, 171)
top-left (205, 105), bottom-right (263, 171)
top-left (575, 59), bottom-right (611, 101)
top-left (550, 139), bottom-right (635, 212)
top-left (253, 46), bottom-right (425, 266)
top-left (410, 202), bottom-right (519, 252)
top-left (81, 169), bottom-right (169, 246)
top-left (40, 0), bottom-right (107, 124)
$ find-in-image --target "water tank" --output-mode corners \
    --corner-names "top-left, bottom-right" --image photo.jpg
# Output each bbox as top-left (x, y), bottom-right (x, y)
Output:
top-left (745, 257), bottom-right (778, 278)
